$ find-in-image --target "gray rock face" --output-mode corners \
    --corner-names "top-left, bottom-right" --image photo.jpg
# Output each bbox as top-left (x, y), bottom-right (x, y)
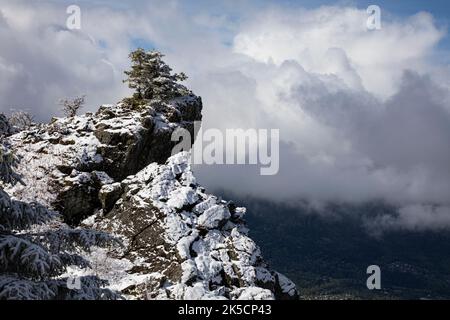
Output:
top-left (8, 96), bottom-right (202, 225)
top-left (4, 94), bottom-right (299, 300)
top-left (99, 182), bottom-right (123, 214)
top-left (91, 153), bottom-right (298, 300)
top-left (93, 98), bottom-right (201, 180)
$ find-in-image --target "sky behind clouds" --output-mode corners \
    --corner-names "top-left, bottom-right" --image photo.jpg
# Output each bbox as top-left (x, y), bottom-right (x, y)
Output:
top-left (1, 0), bottom-right (450, 232)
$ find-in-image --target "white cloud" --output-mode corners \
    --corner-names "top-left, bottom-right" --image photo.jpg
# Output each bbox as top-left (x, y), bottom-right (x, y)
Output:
top-left (365, 205), bottom-right (450, 235)
top-left (233, 7), bottom-right (445, 98)
top-left (0, 1), bottom-right (449, 232)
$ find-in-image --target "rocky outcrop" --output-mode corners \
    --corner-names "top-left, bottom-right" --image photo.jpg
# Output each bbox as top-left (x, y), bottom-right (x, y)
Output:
top-left (87, 152), bottom-right (298, 299)
top-left (4, 93), bottom-right (299, 300)
top-left (7, 96), bottom-right (202, 225)
top-left (93, 96), bottom-right (201, 180)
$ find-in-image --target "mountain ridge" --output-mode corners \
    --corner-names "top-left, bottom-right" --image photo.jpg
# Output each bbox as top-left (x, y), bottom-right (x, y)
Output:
top-left (3, 93), bottom-right (298, 299)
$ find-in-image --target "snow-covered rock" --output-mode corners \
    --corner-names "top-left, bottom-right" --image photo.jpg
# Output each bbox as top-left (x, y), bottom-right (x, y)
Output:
top-left (92, 152), bottom-right (298, 300)
top-left (6, 96), bottom-right (202, 225)
top-left (4, 96), bottom-right (298, 300)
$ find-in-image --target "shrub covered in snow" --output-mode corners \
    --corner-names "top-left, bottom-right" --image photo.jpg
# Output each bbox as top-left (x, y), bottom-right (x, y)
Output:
top-left (8, 111), bottom-right (34, 131)
top-left (0, 114), bottom-right (14, 137)
top-left (0, 140), bottom-right (22, 186)
top-left (0, 142), bottom-right (121, 300)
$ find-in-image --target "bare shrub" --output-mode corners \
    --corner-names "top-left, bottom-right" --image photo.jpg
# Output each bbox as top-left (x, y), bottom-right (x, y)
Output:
top-left (59, 95), bottom-right (86, 117)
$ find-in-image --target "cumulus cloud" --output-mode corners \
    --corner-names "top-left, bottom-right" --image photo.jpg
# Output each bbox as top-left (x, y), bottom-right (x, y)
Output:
top-left (192, 6), bottom-right (450, 232)
top-left (233, 7), bottom-right (445, 97)
top-left (0, 1), bottom-right (449, 232)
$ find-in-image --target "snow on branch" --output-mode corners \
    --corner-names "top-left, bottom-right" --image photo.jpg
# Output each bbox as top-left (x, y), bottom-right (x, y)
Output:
top-left (30, 227), bottom-right (121, 253)
top-left (0, 189), bottom-right (57, 231)
top-left (0, 140), bottom-right (23, 186)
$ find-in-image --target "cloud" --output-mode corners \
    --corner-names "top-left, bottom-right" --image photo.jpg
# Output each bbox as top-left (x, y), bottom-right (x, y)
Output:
top-left (0, 1), bottom-right (136, 118)
top-left (0, 1), bottom-right (449, 232)
top-left (192, 6), bottom-right (450, 232)
top-left (364, 205), bottom-right (450, 235)
top-left (233, 7), bottom-right (445, 98)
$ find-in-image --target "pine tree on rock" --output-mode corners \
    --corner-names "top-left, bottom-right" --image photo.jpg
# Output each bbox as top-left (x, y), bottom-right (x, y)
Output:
top-left (124, 48), bottom-right (189, 104)
top-left (123, 48), bottom-right (147, 100)
top-left (0, 141), bottom-right (121, 300)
